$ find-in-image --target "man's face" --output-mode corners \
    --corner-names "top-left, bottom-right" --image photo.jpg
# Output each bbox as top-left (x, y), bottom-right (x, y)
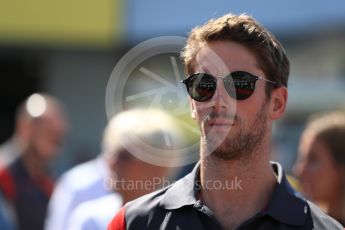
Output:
top-left (110, 150), bottom-right (171, 201)
top-left (190, 41), bottom-right (271, 160)
top-left (29, 112), bottom-right (67, 161)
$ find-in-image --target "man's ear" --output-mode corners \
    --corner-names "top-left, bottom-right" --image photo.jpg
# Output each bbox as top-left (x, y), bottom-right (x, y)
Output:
top-left (270, 87), bottom-right (288, 120)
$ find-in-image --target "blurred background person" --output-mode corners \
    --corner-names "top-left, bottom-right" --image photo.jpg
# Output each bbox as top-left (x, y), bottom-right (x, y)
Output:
top-left (44, 153), bottom-right (112, 230)
top-left (65, 109), bottom-right (182, 230)
top-left (294, 111), bottom-right (345, 225)
top-left (0, 93), bottom-right (68, 230)
top-left (46, 109), bottom-right (183, 230)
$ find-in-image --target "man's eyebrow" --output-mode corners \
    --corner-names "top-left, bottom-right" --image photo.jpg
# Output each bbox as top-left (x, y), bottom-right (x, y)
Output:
top-left (195, 65), bottom-right (211, 73)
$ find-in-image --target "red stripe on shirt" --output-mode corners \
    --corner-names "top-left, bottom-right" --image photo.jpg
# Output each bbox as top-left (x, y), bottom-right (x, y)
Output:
top-left (0, 168), bottom-right (16, 202)
top-left (108, 206), bottom-right (126, 230)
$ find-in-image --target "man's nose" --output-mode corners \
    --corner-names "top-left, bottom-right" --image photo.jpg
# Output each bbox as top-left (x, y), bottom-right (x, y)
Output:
top-left (212, 78), bottom-right (236, 112)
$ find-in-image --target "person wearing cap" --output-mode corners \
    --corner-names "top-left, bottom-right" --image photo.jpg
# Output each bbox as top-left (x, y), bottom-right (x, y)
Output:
top-left (108, 13), bottom-right (343, 229)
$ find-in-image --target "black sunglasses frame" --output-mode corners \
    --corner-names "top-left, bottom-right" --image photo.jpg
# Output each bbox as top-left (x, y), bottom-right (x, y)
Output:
top-left (181, 71), bottom-right (278, 102)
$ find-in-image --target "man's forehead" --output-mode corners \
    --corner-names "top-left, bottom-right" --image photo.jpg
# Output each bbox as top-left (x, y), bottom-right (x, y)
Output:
top-left (194, 46), bottom-right (229, 75)
top-left (193, 41), bottom-right (263, 77)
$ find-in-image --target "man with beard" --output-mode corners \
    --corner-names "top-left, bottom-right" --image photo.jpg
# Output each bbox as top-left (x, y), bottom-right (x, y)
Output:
top-left (108, 13), bottom-right (343, 229)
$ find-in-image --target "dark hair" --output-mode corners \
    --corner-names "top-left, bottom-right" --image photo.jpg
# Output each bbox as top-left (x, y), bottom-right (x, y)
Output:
top-left (304, 111), bottom-right (345, 167)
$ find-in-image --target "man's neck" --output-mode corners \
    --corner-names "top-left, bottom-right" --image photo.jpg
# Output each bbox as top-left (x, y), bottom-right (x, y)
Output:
top-left (199, 149), bottom-right (277, 229)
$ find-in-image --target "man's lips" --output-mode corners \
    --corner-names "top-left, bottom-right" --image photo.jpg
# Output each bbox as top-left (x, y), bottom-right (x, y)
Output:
top-left (207, 119), bottom-right (235, 126)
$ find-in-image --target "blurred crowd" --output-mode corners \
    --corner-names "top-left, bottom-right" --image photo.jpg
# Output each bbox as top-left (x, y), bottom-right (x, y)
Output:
top-left (0, 93), bottom-right (344, 229)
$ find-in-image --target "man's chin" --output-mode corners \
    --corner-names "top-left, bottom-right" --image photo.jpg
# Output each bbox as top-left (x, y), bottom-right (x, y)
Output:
top-left (204, 141), bottom-right (238, 160)
top-left (212, 148), bottom-right (239, 161)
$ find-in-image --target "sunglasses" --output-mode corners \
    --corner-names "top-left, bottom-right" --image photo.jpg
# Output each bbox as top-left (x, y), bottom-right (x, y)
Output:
top-left (181, 71), bottom-right (278, 102)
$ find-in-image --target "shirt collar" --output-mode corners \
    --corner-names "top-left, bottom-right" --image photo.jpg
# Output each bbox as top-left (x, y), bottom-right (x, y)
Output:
top-left (265, 161), bottom-right (308, 226)
top-left (159, 162), bottom-right (200, 209)
top-left (160, 161), bottom-right (308, 226)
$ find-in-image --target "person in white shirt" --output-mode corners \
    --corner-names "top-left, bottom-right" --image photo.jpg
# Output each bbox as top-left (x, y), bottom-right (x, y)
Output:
top-left (44, 155), bottom-right (113, 230)
top-left (66, 193), bottom-right (122, 230)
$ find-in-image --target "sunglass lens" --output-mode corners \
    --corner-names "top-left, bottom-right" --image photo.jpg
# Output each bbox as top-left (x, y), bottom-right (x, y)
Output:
top-left (225, 71), bottom-right (256, 100)
top-left (186, 73), bottom-right (216, 102)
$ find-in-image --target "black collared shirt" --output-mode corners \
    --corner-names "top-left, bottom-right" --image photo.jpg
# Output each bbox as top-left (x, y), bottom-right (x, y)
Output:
top-left (108, 162), bottom-right (343, 229)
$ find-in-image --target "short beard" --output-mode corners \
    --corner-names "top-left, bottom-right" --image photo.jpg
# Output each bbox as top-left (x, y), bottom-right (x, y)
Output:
top-left (206, 102), bottom-right (269, 161)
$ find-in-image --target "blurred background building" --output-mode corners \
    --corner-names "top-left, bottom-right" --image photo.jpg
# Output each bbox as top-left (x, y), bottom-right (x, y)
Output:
top-left (1, 0), bottom-right (345, 175)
